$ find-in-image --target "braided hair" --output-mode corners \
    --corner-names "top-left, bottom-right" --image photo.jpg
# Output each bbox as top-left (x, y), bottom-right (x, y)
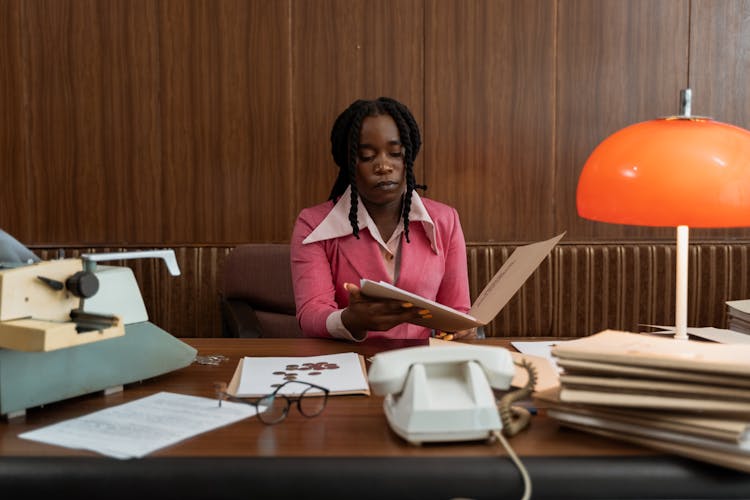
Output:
top-left (328, 97), bottom-right (426, 243)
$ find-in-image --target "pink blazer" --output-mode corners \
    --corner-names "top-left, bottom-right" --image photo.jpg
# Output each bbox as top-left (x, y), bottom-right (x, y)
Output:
top-left (291, 198), bottom-right (471, 339)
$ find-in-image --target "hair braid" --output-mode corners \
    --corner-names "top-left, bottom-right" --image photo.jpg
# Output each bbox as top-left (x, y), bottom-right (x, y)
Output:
top-left (346, 109), bottom-right (366, 239)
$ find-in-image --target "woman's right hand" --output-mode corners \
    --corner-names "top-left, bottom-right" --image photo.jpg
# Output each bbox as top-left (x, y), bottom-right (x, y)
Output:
top-left (340, 282), bottom-right (431, 340)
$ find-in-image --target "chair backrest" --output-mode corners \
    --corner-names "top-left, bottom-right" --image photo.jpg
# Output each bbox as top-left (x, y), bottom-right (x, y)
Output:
top-left (222, 244), bottom-right (303, 338)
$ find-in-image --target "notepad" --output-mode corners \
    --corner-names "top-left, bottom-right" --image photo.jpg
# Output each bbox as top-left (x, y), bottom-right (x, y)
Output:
top-left (227, 352), bottom-right (370, 398)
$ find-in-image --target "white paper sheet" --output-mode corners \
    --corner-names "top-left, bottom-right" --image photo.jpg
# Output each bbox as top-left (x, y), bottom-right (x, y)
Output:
top-left (641, 325), bottom-right (750, 344)
top-left (19, 392), bottom-right (256, 459)
top-left (727, 299), bottom-right (750, 315)
top-left (236, 352), bottom-right (369, 397)
top-left (510, 340), bottom-right (565, 372)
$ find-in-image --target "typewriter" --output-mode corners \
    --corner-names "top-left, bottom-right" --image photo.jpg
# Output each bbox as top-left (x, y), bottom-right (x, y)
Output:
top-left (0, 230), bottom-right (196, 418)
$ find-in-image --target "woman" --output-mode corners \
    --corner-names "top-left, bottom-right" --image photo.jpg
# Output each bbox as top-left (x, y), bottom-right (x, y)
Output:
top-left (291, 97), bottom-right (474, 341)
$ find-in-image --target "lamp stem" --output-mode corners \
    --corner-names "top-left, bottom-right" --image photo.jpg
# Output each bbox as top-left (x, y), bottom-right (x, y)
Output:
top-left (680, 88), bottom-right (692, 117)
top-left (675, 225), bottom-right (689, 340)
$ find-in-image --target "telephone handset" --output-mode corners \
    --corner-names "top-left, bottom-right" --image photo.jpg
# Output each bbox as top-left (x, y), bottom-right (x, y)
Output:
top-left (368, 344), bottom-right (518, 445)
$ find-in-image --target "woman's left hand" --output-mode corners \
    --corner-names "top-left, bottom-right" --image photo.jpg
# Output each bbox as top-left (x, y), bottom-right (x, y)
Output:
top-left (434, 328), bottom-right (479, 341)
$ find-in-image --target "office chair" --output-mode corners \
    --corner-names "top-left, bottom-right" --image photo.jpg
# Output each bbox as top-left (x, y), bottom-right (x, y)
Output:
top-left (221, 244), bottom-right (303, 338)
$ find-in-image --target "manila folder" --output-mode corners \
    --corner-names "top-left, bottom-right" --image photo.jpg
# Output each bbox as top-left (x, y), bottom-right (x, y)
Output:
top-left (360, 232), bottom-right (564, 332)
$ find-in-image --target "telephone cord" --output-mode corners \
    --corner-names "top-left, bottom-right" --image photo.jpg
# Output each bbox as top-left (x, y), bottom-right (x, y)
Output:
top-left (492, 429), bottom-right (531, 500)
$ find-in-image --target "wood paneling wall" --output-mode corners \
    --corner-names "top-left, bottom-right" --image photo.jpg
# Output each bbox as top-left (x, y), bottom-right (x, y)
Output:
top-left (556, 0), bottom-right (689, 241)
top-left (3, 0), bottom-right (750, 245)
top-left (4, 1), bottom-right (750, 339)
top-left (425, 0), bottom-right (556, 240)
top-left (292, 0), bottom-right (425, 213)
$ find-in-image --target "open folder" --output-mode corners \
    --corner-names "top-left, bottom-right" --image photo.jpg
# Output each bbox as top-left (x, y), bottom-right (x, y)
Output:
top-left (360, 232), bottom-right (565, 332)
top-left (226, 352), bottom-right (370, 397)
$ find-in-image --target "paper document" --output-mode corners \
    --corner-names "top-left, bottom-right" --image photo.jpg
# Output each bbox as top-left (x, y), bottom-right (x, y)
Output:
top-left (552, 330), bottom-right (750, 376)
top-left (548, 410), bottom-right (750, 454)
top-left (19, 392), bottom-right (256, 458)
top-left (360, 232), bottom-right (565, 332)
top-left (727, 299), bottom-right (750, 316)
top-left (536, 389), bottom-right (750, 442)
top-left (511, 340), bottom-right (564, 373)
top-left (555, 357), bottom-right (750, 388)
top-left (229, 352), bottom-right (370, 398)
top-left (642, 325), bottom-right (750, 344)
top-left (543, 395), bottom-right (750, 471)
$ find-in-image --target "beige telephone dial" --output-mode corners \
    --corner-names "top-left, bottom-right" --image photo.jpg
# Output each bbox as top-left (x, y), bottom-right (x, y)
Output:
top-left (369, 344), bottom-right (533, 445)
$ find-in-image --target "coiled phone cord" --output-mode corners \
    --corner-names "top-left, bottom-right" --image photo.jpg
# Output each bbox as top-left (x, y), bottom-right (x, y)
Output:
top-left (499, 359), bottom-right (538, 436)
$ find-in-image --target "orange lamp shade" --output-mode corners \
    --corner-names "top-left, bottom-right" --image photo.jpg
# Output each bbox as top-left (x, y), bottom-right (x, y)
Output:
top-left (577, 117), bottom-right (750, 227)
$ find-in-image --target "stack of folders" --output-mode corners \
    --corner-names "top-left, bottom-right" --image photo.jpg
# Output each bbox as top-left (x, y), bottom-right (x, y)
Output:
top-left (727, 299), bottom-right (750, 335)
top-left (536, 330), bottom-right (750, 473)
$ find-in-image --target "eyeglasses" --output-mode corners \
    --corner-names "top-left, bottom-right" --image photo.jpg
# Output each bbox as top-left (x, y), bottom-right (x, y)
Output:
top-left (214, 380), bottom-right (330, 425)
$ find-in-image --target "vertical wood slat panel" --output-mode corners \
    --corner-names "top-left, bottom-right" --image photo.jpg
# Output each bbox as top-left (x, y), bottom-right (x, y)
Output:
top-left (467, 241), bottom-right (750, 338)
top-left (29, 241), bottom-right (750, 338)
top-left (33, 246), bottom-right (234, 339)
top-left (424, 0), bottom-right (555, 242)
top-left (291, 0), bottom-right (424, 217)
top-left (128, 246), bottom-right (234, 338)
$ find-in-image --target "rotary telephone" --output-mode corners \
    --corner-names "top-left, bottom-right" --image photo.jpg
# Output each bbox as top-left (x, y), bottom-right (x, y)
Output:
top-left (368, 344), bottom-right (537, 445)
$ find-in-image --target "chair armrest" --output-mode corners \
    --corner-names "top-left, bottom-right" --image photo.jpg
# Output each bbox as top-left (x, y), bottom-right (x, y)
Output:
top-left (220, 298), bottom-right (263, 338)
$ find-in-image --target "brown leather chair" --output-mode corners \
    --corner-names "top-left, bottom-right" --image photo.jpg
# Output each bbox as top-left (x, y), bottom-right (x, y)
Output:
top-left (220, 244), bottom-right (303, 338)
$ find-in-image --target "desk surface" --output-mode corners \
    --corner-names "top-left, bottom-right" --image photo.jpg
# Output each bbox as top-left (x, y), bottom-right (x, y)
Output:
top-left (1, 338), bottom-right (749, 500)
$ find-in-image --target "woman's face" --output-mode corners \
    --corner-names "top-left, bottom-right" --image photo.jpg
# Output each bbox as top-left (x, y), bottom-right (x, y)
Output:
top-left (354, 114), bottom-right (406, 211)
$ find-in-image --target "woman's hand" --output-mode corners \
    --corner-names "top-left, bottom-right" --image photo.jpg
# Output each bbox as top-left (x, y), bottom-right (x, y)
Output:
top-left (341, 282), bottom-right (430, 340)
top-left (434, 328), bottom-right (480, 341)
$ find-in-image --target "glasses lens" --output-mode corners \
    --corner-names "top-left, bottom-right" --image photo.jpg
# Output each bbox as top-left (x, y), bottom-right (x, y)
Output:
top-left (256, 394), bottom-right (289, 424)
top-left (297, 387), bottom-right (327, 417)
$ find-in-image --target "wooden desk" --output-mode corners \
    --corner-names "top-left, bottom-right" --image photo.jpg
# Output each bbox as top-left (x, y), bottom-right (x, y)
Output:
top-left (1, 338), bottom-right (749, 499)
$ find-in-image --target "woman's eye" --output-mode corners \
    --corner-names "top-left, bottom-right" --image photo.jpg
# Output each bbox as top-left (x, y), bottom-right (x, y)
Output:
top-left (389, 151), bottom-right (403, 158)
top-left (359, 155), bottom-right (374, 162)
